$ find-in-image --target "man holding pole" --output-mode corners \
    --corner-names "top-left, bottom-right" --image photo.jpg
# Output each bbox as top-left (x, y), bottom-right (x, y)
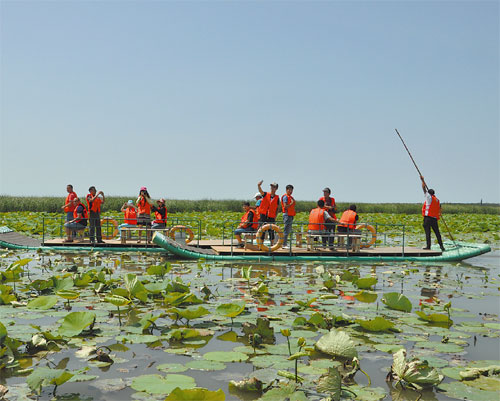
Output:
top-left (420, 176), bottom-right (445, 251)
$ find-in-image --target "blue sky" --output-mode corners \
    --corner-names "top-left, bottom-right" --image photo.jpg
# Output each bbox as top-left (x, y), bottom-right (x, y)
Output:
top-left (1, 1), bottom-right (498, 203)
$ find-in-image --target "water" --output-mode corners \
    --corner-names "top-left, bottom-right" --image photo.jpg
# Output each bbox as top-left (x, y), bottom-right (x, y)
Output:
top-left (0, 246), bottom-right (499, 400)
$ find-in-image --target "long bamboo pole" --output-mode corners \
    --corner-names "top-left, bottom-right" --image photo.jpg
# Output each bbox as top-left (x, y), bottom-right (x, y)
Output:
top-left (395, 129), bottom-right (457, 245)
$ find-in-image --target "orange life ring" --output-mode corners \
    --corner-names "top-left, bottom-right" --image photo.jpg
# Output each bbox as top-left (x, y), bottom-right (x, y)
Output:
top-left (169, 225), bottom-right (194, 244)
top-left (100, 218), bottom-right (119, 240)
top-left (255, 224), bottom-right (284, 252)
top-left (356, 224), bottom-right (377, 248)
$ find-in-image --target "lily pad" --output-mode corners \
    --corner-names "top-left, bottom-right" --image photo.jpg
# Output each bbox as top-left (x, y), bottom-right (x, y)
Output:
top-left (315, 329), bottom-right (358, 360)
top-left (131, 374), bottom-right (195, 395)
top-left (356, 316), bottom-right (395, 332)
top-left (185, 360), bottom-right (226, 371)
top-left (203, 351), bottom-right (248, 363)
top-left (164, 388), bottom-right (225, 401)
top-left (58, 311), bottom-right (96, 337)
top-left (26, 295), bottom-right (58, 310)
top-left (382, 292), bottom-right (412, 312)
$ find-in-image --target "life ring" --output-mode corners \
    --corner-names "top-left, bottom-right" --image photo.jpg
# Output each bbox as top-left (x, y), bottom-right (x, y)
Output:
top-left (100, 218), bottom-right (119, 240)
top-left (255, 224), bottom-right (284, 252)
top-left (356, 224), bottom-right (377, 248)
top-left (169, 225), bottom-right (194, 244)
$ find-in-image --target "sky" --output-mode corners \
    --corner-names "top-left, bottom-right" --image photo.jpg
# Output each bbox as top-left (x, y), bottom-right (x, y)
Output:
top-left (1, 0), bottom-right (498, 203)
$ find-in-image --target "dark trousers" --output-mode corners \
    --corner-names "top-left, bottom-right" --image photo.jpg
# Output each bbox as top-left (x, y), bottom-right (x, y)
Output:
top-left (322, 223), bottom-right (336, 246)
top-left (89, 211), bottom-right (102, 242)
top-left (259, 214), bottom-right (275, 242)
top-left (423, 216), bottom-right (444, 249)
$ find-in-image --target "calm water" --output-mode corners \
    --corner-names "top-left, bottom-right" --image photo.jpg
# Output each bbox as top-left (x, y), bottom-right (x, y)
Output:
top-left (0, 246), bottom-right (499, 401)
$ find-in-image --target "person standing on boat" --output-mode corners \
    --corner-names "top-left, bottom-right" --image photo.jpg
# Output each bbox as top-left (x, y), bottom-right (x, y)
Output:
top-left (86, 186), bottom-right (105, 244)
top-left (257, 181), bottom-right (280, 242)
top-left (319, 187), bottom-right (337, 246)
top-left (420, 176), bottom-right (445, 251)
top-left (281, 184), bottom-right (296, 247)
top-left (137, 187), bottom-right (154, 243)
top-left (63, 198), bottom-right (87, 242)
top-left (118, 200), bottom-right (137, 239)
top-left (235, 202), bottom-right (259, 247)
top-left (151, 198), bottom-right (168, 230)
top-left (62, 184), bottom-right (78, 237)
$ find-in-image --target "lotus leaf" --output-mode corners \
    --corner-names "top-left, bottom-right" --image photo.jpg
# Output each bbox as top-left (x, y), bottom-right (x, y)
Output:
top-left (27, 367), bottom-right (74, 394)
top-left (438, 381), bottom-right (499, 401)
top-left (315, 329), bottom-right (358, 360)
top-left (131, 374), bottom-right (195, 395)
top-left (228, 377), bottom-right (263, 393)
top-left (185, 359), bottom-right (226, 371)
top-left (157, 363), bottom-right (188, 373)
top-left (356, 316), bottom-right (395, 332)
top-left (415, 311), bottom-right (452, 325)
top-left (56, 290), bottom-right (80, 300)
top-left (215, 301), bottom-right (246, 318)
top-left (316, 367), bottom-right (342, 401)
top-left (390, 349), bottom-right (443, 389)
top-left (203, 351), bottom-right (248, 362)
top-left (164, 387), bottom-right (225, 401)
top-left (355, 276), bottom-right (377, 290)
top-left (58, 311), bottom-right (96, 337)
top-left (381, 292), bottom-right (412, 312)
top-left (26, 295), bottom-right (58, 310)
top-left (104, 294), bottom-right (130, 307)
top-left (354, 291), bottom-right (378, 303)
top-left (169, 306), bottom-right (209, 321)
top-left (257, 382), bottom-right (307, 401)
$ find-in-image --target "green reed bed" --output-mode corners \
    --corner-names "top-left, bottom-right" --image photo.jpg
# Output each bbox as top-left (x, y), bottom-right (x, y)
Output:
top-left (0, 196), bottom-right (499, 214)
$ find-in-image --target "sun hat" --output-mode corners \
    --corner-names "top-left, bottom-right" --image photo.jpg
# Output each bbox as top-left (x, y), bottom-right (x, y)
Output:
top-left (140, 186), bottom-right (147, 191)
top-left (158, 198), bottom-right (165, 204)
top-left (127, 200), bottom-right (134, 205)
top-left (270, 182), bottom-right (278, 188)
top-left (254, 192), bottom-right (262, 198)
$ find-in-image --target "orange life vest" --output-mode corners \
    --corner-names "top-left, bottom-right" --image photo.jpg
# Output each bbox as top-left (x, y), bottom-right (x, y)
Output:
top-left (240, 209), bottom-right (259, 230)
top-left (339, 210), bottom-right (357, 229)
top-left (320, 196), bottom-right (336, 219)
top-left (86, 194), bottom-right (102, 213)
top-left (124, 207), bottom-right (137, 225)
top-left (153, 206), bottom-right (167, 224)
top-left (308, 207), bottom-right (325, 231)
top-left (258, 192), bottom-right (279, 218)
top-left (281, 194), bottom-right (296, 216)
top-left (422, 195), bottom-right (440, 220)
top-left (73, 203), bottom-right (88, 225)
top-left (137, 197), bottom-right (151, 215)
top-left (64, 192), bottom-right (77, 212)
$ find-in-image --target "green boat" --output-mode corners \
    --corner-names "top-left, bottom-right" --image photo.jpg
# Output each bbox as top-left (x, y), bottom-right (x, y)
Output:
top-left (152, 231), bottom-right (491, 262)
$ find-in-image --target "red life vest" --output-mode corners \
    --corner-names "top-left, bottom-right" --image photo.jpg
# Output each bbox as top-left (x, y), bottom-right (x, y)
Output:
top-left (240, 209), bottom-right (259, 230)
top-left (64, 192), bottom-right (77, 212)
top-left (308, 207), bottom-right (325, 231)
top-left (339, 210), bottom-right (357, 229)
top-left (258, 192), bottom-right (279, 218)
top-left (124, 207), bottom-right (137, 225)
top-left (86, 194), bottom-right (102, 213)
top-left (153, 206), bottom-right (168, 224)
top-left (73, 203), bottom-right (88, 224)
top-left (422, 195), bottom-right (440, 220)
top-left (137, 197), bottom-right (151, 215)
top-left (281, 194), bottom-right (296, 216)
top-left (320, 196), bottom-right (336, 219)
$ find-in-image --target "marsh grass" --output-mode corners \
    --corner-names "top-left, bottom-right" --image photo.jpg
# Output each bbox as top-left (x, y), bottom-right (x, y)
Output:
top-left (0, 196), bottom-right (498, 214)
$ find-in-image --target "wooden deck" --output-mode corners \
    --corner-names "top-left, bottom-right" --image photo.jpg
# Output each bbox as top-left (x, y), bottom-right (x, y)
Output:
top-left (209, 245), bottom-right (442, 257)
top-left (41, 238), bottom-right (235, 249)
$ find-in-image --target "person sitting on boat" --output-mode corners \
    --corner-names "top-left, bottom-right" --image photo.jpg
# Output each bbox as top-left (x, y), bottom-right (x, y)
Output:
top-left (420, 175), bottom-right (445, 251)
top-left (319, 187), bottom-right (337, 246)
top-left (257, 180), bottom-right (280, 243)
top-left (118, 200), bottom-right (137, 240)
top-left (308, 200), bottom-right (337, 244)
top-left (281, 184), bottom-right (296, 247)
top-left (235, 202), bottom-right (259, 248)
top-left (151, 198), bottom-right (168, 230)
top-left (136, 187), bottom-right (154, 243)
top-left (63, 198), bottom-right (87, 243)
top-left (337, 204), bottom-right (360, 246)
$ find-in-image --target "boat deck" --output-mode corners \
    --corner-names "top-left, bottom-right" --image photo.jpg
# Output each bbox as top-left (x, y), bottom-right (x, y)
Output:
top-left (41, 238), bottom-right (237, 249)
top-left (209, 245), bottom-right (442, 257)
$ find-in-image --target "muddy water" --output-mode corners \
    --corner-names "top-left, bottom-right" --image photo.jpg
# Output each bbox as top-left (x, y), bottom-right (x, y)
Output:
top-left (0, 246), bottom-right (499, 401)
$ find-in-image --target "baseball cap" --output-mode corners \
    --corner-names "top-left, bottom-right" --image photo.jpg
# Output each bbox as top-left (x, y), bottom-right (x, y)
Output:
top-left (270, 182), bottom-right (278, 188)
top-left (140, 186), bottom-right (147, 191)
top-left (127, 200), bottom-right (134, 205)
top-left (158, 198), bottom-right (165, 204)
top-left (254, 192), bottom-right (262, 198)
